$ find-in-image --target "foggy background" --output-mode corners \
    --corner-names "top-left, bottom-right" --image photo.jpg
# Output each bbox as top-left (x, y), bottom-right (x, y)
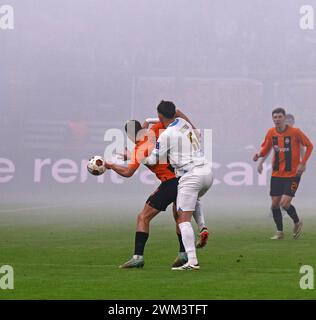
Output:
top-left (1, 0), bottom-right (315, 215)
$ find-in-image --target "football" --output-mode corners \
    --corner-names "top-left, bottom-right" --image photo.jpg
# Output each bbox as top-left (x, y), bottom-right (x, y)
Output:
top-left (87, 156), bottom-right (106, 176)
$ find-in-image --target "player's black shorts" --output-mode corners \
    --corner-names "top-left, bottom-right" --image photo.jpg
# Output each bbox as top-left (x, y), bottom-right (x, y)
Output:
top-left (270, 176), bottom-right (301, 197)
top-left (146, 177), bottom-right (179, 211)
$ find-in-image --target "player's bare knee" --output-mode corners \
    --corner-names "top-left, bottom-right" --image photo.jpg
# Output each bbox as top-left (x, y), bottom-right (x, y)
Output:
top-left (177, 212), bottom-right (192, 224)
top-left (137, 212), bottom-right (146, 224)
top-left (138, 211), bottom-right (154, 224)
top-left (177, 217), bottom-right (187, 224)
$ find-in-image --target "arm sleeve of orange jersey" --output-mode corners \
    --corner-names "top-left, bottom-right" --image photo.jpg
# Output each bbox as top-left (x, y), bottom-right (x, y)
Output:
top-left (259, 130), bottom-right (273, 157)
top-left (128, 130), bottom-right (156, 169)
top-left (297, 129), bottom-right (313, 165)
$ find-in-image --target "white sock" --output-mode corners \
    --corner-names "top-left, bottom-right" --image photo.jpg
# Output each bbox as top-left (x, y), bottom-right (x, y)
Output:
top-left (133, 255), bottom-right (143, 259)
top-left (179, 221), bottom-right (198, 265)
top-left (193, 199), bottom-right (206, 231)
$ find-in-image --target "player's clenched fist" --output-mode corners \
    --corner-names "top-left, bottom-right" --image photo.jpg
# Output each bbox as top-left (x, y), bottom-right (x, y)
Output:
top-left (296, 163), bottom-right (306, 176)
top-left (253, 153), bottom-right (260, 162)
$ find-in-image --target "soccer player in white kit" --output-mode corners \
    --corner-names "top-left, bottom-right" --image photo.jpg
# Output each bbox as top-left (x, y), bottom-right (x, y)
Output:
top-left (143, 101), bottom-right (213, 270)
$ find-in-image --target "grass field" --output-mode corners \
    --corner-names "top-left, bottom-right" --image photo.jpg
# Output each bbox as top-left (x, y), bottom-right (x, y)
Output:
top-left (0, 204), bottom-right (315, 300)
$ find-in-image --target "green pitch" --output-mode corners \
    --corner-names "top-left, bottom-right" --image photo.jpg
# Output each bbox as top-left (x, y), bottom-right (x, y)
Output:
top-left (0, 205), bottom-right (315, 300)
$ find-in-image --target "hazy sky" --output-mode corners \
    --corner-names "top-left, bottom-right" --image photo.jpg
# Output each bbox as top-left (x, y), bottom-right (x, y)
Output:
top-left (1, 0), bottom-right (315, 205)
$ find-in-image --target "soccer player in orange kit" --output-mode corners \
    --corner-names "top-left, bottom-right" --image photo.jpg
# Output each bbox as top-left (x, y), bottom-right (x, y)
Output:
top-left (253, 108), bottom-right (313, 240)
top-left (104, 110), bottom-right (209, 268)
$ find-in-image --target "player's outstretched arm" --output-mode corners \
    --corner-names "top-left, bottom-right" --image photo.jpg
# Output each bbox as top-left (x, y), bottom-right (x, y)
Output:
top-left (104, 162), bottom-right (137, 178)
top-left (115, 147), bottom-right (131, 161)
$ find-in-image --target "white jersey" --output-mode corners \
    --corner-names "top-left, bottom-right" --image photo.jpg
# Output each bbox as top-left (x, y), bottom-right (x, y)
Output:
top-left (144, 117), bottom-right (209, 177)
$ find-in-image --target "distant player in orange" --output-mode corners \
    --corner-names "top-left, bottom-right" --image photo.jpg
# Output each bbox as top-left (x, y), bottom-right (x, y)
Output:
top-left (104, 110), bottom-right (208, 268)
top-left (257, 113), bottom-right (304, 174)
top-left (253, 108), bottom-right (313, 239)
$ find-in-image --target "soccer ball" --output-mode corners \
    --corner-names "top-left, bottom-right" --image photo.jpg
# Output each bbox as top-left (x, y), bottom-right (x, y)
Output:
top-left (87, 156), bottom-right (106, 176)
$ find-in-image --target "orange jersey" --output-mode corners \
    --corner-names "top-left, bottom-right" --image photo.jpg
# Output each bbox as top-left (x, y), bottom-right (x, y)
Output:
top-left (259, 126), bottom-right (313, 177)
top-left (128, 122), bottom-right (176, 182)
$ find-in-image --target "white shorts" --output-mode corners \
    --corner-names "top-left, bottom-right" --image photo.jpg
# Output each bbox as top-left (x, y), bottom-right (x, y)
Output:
top-left (176, 164), bottom-right (213, 212)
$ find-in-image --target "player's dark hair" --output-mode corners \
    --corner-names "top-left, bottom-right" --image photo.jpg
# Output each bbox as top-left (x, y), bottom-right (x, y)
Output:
top-left (157, 100), bottom-right (176, 119)
top-left (272, 107), bottom-right (286, 116)
top-left (124, 120), bottom-right (142, 140)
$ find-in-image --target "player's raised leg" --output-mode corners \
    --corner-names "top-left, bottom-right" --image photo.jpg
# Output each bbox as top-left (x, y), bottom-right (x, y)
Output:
top-left (270, 196), bottom-right (284, 239)
top-left (119, 204), bottom-right (160, 268)
top-left (194, 199), bottom-right (209, 249)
